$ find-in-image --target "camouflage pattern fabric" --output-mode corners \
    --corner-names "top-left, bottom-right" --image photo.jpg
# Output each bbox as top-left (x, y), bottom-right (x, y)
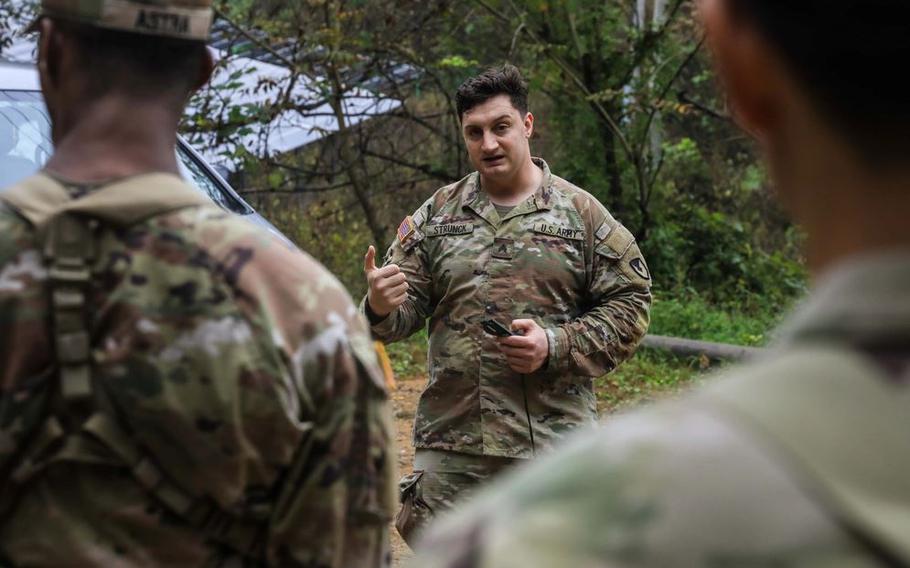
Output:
top-left (395, 450), bottom-right (517, 546)
top-left (364, 158), bottom-right (651, 459)
top-left (412, 253), bottom-right (910, 567)
top-left (0, 173), bottom-right (395, 567)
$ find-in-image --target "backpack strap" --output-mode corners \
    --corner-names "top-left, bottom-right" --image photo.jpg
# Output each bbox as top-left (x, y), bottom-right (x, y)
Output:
top-left (45, 212), bottom-right (97, 417)
top-left (1, 173), bottom-right (267, 560)
top-left (702, 346), bottom-right (910, 564)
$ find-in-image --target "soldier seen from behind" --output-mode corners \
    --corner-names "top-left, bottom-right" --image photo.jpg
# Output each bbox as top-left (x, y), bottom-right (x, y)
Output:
top-left (413, 0), bottom-right (910, 566)
top-left (362, 64), bottom-right (651, 546)
top-left (0, 1), bottom-right (395, 566)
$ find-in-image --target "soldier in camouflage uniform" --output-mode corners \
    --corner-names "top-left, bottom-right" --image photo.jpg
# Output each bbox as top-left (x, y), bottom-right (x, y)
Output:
top-left (412, 0), bottom-right (910, 566)
top-left (362, 65), bottom-right (651, 544)
top-left (0, 2), bottom-right (394, 566)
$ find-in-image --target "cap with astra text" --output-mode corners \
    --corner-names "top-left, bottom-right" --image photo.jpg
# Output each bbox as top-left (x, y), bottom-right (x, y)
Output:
top-left (27, 0), bottom-right (213, 40)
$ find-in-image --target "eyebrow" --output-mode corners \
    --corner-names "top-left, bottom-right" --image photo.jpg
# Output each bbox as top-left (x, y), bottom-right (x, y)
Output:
top-left (464, 114), bottom-right (514, 129)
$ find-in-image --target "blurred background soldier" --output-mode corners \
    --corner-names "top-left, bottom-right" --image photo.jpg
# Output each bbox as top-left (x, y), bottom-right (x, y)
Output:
top-left (362, 64), bottom-right (651, 545)
top-left (413, 0), bottom-right (910, 566)
top-left (0, 1), bottom-right (394, 566)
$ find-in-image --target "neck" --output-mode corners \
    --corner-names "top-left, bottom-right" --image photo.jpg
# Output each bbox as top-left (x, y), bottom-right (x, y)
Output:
top-left (45, 96), bottom-right (182, 183)
top-left (482, 154), bottom-right (542, 205)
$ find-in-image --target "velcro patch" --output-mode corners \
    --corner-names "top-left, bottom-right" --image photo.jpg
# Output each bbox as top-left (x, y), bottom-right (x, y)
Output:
top-left (532, 223), bottom-right (584, 241)
top-left (425, 223), bottom-right (474, 237)
top-left (596, 225), bottom-right (634, 260)
top-left (594, 223), bottom-right (613, 242)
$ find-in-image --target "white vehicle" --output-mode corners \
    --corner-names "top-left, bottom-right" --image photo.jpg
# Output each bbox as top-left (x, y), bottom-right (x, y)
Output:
top-left (0, 58), bottom-right (293, 244)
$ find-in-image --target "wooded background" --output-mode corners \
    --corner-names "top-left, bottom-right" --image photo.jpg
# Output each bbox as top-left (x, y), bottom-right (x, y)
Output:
top-left (1, 0), bottom-right (808, 351)
top-left (184, 0), bottom-right (806, 320)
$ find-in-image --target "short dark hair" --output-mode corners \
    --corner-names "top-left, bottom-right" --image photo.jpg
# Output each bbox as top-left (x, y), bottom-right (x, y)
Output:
top-left (55, 20), bottom-right (208, 100)
top-left (728, 0), bottom-right (910, 165)
top-left (456, 64), bottom-right (529, 120)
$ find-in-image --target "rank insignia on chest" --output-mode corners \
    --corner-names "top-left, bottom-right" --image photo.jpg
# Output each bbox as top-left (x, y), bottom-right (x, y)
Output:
top-left (492, 237), bottom-right (515, 260)
top-left (397, 216), bottom-right (417, 244)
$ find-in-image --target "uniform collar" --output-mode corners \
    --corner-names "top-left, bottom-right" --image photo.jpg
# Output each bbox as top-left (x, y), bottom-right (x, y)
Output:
top-left (774, 250), bottom-right (910, 348)
top-left (464, 157), bottom-right (555, 226)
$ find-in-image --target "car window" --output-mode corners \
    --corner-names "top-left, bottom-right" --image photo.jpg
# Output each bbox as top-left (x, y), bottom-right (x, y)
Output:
top-left (0, 91), bottom-right (51, 187)
top-left (176, 146), bottom-right (248, 214)
top-left (0, 90), bottom-right (248, 215)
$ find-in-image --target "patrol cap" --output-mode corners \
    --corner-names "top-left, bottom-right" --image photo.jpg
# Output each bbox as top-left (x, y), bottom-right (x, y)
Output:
top-left (25, 0), bottom-right (213, 40)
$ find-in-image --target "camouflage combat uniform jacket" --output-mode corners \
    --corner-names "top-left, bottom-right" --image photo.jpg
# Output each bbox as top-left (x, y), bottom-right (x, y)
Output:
top-left (0, 173), bottom-right (394, 567)
top-left (414, 253), bottom-right (910, 567)
top-left (366, 159), bottom-right (651, 459)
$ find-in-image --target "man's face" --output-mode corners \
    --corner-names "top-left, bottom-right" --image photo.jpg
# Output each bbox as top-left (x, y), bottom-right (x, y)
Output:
top-left (461, 94), bottom-right (533, 184)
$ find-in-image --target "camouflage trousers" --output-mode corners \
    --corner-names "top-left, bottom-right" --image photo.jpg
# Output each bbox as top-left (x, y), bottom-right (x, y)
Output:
top-left (395, 449), bottom-right (519, 546)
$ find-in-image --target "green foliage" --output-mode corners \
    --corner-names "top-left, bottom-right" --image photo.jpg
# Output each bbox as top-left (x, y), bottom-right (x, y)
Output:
top-left (648, 294), bottom-right (787, 347)
top-left (385, 328), bottom-right (428, 377)
top-left (644, 204), bottom-right (807, 308)
top-left (246, 195), bottom-right (373, 297)
top-left (191, 0), bottom-right (811, 367)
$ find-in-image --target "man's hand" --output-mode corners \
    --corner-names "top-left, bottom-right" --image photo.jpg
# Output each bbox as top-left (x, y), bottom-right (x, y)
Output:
top-left (364, 245), bottom-right (409, 317)
top-left (498, 319), bottom-right (549, 374)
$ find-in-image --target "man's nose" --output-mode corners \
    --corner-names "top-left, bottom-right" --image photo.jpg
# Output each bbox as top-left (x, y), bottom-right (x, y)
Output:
top-left (481, 131), bottom-right (498, 153)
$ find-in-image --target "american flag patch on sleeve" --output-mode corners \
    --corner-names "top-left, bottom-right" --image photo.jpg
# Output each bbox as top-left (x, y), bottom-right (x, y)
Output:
top-left (397, 216), bottom-right (416, 244)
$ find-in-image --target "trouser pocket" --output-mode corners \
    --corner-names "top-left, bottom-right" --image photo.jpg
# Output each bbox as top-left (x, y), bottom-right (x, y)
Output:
top-left (395, 470), bottom-right (432, 545)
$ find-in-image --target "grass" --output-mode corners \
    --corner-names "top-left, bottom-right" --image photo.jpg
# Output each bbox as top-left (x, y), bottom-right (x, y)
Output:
top-left (385, 328), bottom-right (428, 378)
top-left (595, 350), bottom-right (710, 414)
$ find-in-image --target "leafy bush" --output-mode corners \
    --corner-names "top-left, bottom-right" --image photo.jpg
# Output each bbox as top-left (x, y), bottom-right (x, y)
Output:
top-left (644, 204), bottom-right (807, 310)
top-left (648, 293), bottom-right (787, 347)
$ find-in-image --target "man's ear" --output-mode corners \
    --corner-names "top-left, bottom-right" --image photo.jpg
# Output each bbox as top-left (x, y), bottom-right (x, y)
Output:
top-left (36, 18), bottom-right (62, 93)
top-left (524, 112), bottom-right (534, 139)
top-left (700, 0), bottom-right (783, 141)
top-left (191, 46), bottom-right (215, 93)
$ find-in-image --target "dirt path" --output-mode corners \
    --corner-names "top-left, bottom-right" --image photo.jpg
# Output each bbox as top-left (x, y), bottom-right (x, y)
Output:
top-left (390, 373), bottom-right (422, 567)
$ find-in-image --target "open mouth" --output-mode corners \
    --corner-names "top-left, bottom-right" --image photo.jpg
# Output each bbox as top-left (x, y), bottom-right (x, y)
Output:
top-left (483, 155), bottom-right (506, 166)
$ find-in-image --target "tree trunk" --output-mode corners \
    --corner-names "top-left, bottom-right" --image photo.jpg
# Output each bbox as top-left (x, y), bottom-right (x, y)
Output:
top-left (327, 81), bottom-right (386, 246)
top-left (600, 116), bottom-right (626, 219)
top-left (323, 0), bottom-right (385, 246)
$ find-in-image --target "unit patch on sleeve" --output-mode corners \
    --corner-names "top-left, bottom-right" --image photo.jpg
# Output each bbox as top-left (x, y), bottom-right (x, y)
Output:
top-left (629, 257), bottom-right (651, 280)
top-left (532, 222), bottom-right (584, 241)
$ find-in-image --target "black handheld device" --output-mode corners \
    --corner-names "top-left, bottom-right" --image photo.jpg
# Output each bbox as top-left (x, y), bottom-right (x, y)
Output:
top-left (482, 319), bottom-right (514, 337)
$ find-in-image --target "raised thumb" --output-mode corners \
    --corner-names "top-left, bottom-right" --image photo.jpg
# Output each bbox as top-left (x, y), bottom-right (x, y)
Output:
top-left (364, 245), bottom-right (378, 273)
